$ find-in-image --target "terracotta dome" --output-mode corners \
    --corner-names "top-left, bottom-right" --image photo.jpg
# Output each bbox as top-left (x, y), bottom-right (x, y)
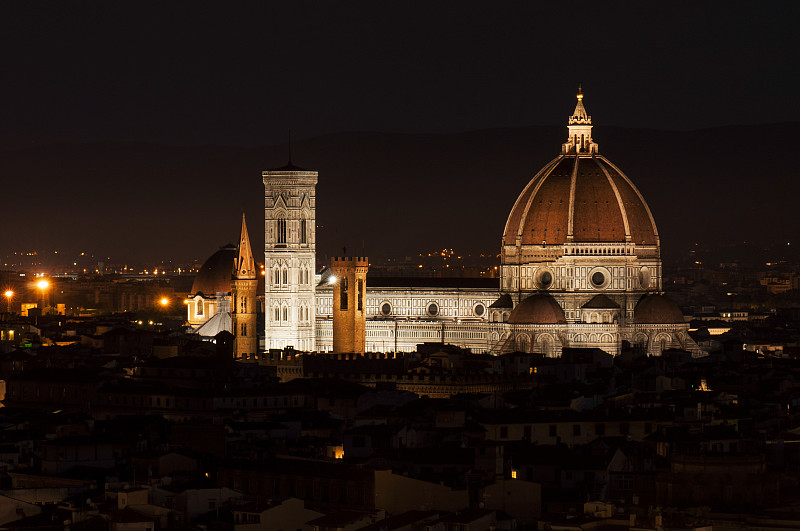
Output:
top-left (503, 90), bottom-right (658, 249)
top-left (508, 293), bottom-right (567, 324)
top-left (190, 245), bottom-right (236, 296)
top-left (634, 294), bottom-right (685, 324)
top-left (503, 156), bottom-right (658, 246)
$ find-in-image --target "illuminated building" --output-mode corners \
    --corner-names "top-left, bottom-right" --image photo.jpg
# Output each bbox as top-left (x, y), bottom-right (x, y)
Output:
top-left (191, 91), bottom-right (699, 357)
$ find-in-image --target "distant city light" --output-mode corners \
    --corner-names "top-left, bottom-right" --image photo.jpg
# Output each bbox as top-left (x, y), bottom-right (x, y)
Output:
top-left (36, 279), bottom-right (49, 290)
top-left (160, 297), bottom-right (169, 306)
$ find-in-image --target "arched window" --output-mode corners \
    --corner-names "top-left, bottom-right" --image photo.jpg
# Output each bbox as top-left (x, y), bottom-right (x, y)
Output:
top-left (300, 217), bottom-right (307, 244)
top-left (282, 267), bottom-right (288, 285)
top-left (241, 323), bottom-right (247, 336)
top-left (196, 299), bottom-right (203, 316)
top-left (273, 305), bottom-right (280, 322)
top-left (272, 266), bottom-right (280, 287)
top-left (276, 216), bottom-right (287, 245)
top-left (240, 297), bottom-right (246, 313)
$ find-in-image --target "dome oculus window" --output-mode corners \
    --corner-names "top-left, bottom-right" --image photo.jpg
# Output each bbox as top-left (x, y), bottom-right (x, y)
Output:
top-left (427, 302), bottom-right (439, 317)
top-left (536, 269), bottom-right (553, 289)
top-left (380, 302), bottom-right (392, 316)
top-left (588, 267), bottom-right (611, 289)
top-left (474, 303), bottom-right (486, 317)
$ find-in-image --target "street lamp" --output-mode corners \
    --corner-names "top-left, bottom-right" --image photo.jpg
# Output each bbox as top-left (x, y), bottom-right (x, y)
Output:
top-left (3, 290), bottom-right (12, 313)
top-left (159, 297), bottom-right (169, 307)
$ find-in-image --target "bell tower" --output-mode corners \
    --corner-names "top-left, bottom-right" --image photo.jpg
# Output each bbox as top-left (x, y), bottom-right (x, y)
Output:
top-left (263, 163), bottom-right (317, 351)
top-left (232, 213), bottom-right (258, 361)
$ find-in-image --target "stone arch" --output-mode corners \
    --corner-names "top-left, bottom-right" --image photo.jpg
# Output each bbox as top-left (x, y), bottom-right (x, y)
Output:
top-left (600, 333), bottom-right (614, 343)
top-left (516, 333), bottom-right (531, 353)
top-left (536, 333), bottom-right (555, 357)
top-left (654, 332), bottom-right (671, 353)
top-left (634, 332), bottom-right (648, 349)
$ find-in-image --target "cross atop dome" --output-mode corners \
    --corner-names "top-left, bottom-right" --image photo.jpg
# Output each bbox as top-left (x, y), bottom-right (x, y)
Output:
top-left (562, 86), bottom-right (599, 155)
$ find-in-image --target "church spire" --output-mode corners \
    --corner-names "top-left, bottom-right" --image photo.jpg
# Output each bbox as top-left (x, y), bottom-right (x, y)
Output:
top-left (234, 213), bottom-right (257, 280)
top-left (562, 86), bottom-right (599, 155)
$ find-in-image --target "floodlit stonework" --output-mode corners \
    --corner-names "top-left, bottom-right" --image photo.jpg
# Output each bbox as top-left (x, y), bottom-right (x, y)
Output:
top-left (190, 91), bottom-right (700, 358)
top-left (263, 164), bottom-right (318, 352)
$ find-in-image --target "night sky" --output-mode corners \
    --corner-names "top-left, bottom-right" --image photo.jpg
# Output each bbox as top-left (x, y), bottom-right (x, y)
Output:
top-left (1, 2), bottom-right (799, 264)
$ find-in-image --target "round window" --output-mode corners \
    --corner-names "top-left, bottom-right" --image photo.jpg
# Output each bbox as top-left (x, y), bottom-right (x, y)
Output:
top-left (380, 302), bottom-right (392, 316)
top-left (591, 271), bottom-right (605, 286)
top-left (474, 303), bottom-right (485, 317)
top-left (538, 270), bottom-right (553, 288)
top-left (427, 303), bottom-right (439, 316)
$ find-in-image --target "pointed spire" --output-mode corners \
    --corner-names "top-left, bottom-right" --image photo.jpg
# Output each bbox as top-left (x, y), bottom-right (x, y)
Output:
top-left (234, 213), bottom-right (257, 280)
top-left (562, 86), bottom-right (598, 155)
top-left (569, 84), bottom-right (591, 125)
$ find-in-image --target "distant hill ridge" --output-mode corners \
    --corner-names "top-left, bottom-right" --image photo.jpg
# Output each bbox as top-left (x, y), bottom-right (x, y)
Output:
top-left (0, 123), bottom-right (797, 264)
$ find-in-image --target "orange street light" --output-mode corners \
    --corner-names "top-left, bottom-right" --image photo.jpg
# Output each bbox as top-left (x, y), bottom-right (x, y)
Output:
top-left (159, 297), bottom-right (170, 307)
top-left (3, 290), bottom-right (12, 313)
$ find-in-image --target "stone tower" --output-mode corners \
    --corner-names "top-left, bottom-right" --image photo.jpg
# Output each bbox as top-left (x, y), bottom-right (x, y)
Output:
top-left (232, 213), bottom-right (258, 361)
top-left (263, 163), bottom-right (317, 351)
top-left (331, 256), bottom-right (368, 354)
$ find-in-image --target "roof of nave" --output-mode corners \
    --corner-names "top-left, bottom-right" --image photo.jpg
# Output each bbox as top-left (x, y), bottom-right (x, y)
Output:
top-left (365, 276), bottom-right (499, 290)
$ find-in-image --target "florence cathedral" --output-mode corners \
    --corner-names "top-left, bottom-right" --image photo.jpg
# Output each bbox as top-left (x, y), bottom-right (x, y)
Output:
top-left (187, 90), bottom-right (702, 359)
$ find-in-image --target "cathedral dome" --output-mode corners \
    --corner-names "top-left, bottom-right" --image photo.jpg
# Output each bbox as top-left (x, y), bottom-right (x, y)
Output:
top-left (191, 245), bottom-right (236, 296)
top-left (503, 90), bottom-right (658, 248)
top-left (503, 156), bottom-right (658, 246)
top-left (634, 294), bottom-right (685, 324)
top-left (508, 293), bottom-right (567, 324)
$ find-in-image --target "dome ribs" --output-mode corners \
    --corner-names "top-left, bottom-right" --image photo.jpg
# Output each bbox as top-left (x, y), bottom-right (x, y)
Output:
top-left (502, 156), bottom-right (562, 246)
top-left (596, 158), bottom-right (659, 246)
top-left (566, 155), bottom-right (579, 241)
top-left (571, 159), bottom-right (626, 242)
top-left (596, 157), bottom-right (632, 241)
top-left (519, 158), bottom-right (572, 245)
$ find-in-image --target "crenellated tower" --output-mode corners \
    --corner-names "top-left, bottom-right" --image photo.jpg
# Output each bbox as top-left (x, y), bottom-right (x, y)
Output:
top-left (263, 163), bottom-right (317, 351)
top-left (330, 256), bottom-right (369, 354)
top-left (232, 213), bottom-right (258, 360)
